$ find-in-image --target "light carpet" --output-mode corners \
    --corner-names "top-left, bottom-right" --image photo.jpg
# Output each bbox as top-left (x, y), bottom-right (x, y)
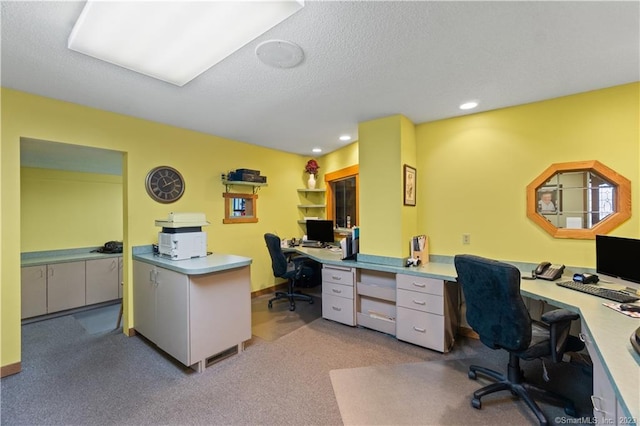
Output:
top-left (331, 356), bottom-right (593, 425)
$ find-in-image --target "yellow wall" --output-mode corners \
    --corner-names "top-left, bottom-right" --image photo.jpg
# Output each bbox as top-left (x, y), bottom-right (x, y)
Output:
top-left (1, 88), bottom-right (305, 369)
top-left (358, 116), bottom-right (404, 257)
top-left (320, 141), bottom-right (358, 174)
top-left (400, 115), bottom-right (418, 259)
top-left (416, 83), bottom-right (640, 266)
top-left (21, 168), bottom-right (123, 252)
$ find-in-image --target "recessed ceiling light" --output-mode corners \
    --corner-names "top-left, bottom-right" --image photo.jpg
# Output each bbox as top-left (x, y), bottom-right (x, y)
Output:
top-left (68, 1), bottom-right (305, 86)
top-left (339, 135), bottom-right (351, 142)
top-left (312, 148), bottom-right (322, 153)
top-left (459, 101), bottom-right (479, 110)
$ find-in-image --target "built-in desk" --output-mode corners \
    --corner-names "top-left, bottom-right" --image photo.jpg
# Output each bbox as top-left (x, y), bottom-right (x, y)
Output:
top-left (291, 247), bottom-right (639, 423)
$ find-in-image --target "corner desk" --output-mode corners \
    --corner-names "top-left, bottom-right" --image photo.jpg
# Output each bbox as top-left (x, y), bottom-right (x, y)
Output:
top-left (291, 246), bottom-right (639, 424)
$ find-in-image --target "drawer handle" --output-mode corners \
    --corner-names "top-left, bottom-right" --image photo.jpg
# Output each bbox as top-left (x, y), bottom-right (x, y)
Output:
top-left (332, 288), bottom-right (342, 294)
top-left (413, 326), bottom-right (426, 333)
top-left (578, 332), bottom-right (590, 344)
top-left (332, 306), bottom-right (342, 312)
top-left (590, 395), bottom-right (608, 414)
top-left (412, 282), bottom-right (426, 288)
top-left (412, 299), bottom-right (426, 305)
top-left (332, 276), bottom-right (342, 281)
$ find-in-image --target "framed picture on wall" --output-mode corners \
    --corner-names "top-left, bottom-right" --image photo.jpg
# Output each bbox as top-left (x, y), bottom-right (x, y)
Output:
top-left (537, 185), bottom-right (562, 214)
top-left (404, 164), bottom-right (416, 206)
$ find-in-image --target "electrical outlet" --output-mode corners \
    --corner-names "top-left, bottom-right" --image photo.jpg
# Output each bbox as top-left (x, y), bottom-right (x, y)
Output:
top-left (462, 234), bottom-right (471, 245)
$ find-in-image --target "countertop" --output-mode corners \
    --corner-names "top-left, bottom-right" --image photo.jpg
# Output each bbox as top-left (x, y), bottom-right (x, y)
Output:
top-left (132, 252), bottom-right (252, 275)
top-left (21, 248), bottom-right (122, 267)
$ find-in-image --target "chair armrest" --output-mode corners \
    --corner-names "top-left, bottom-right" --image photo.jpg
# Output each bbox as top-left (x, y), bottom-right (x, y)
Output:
top-left (541, 309), bottom-right (580, 324)
top-left (541, 309), bottom-right (583, 362)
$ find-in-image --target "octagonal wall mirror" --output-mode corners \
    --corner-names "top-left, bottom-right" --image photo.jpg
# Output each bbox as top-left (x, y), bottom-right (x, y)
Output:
top-left (526, 160), bottom-right (631, 239)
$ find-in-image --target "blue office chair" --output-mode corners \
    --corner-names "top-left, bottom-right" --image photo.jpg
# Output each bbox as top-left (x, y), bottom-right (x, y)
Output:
top-left (264, 233), bottom-right (315, 311)
top-left (454, 254), bottom-right (585, 426)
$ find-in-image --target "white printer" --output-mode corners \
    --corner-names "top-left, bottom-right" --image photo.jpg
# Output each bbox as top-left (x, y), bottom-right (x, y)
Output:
top-left (155, 212), bottom-right (210, 260)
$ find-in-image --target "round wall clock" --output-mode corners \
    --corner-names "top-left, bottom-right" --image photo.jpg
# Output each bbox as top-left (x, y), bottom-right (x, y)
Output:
top-left (145, 166), bottom-right (185, 203)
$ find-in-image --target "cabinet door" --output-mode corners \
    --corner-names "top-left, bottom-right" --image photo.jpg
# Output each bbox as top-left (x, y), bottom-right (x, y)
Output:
top-left (118, 257), bottom-right (123, 299)
top-left (21, 265), bottom-right (47, 319)
top-left (47, 261), bottom-right (85, 313)
top-left (132, 261), bottom-right (156, 340)
top-left (582, 327), bottom-right (618, 423)
top-left (86, 258), bottom-right (119, 305)
top-left (155, 266), bottom-right (190, 365)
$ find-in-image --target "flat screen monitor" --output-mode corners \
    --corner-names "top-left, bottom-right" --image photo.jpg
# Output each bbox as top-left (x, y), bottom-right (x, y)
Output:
top-left (306, 220), bottom-right (335, 244)
top-left (596, 235), bottom-right (640, 284)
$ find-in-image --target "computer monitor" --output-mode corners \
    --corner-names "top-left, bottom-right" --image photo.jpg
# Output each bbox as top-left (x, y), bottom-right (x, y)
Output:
top-left (306, 220), bottom-right (335, 244)
top-left (596, 235), bottom-right (640, 284)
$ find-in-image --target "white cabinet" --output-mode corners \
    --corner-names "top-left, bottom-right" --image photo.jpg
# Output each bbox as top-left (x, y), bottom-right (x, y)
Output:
top-left (21, 255), bottom-right (123, 319)
top-left (322, 265), bottom-right (356, 326)
top-left (47, 261), bottom-right (86, 313)
top-left (395, 274), bottom-right (458, 353)
top-left (118, 257), bottom-right (124, 299)
top-left (133, 260), bottom-right (251, 372)
top-left (581, 323), bottom-right (619, 424)
top-left (21, 265), bottom-right (47, 319)
top-left (86, 258), bottom-right (119, 305)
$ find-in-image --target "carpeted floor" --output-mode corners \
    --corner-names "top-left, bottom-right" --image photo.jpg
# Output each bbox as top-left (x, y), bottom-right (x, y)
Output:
top-left (331, 356), bottom-right (593, 425)
top-left (2, 296), bottom-right (593, 425)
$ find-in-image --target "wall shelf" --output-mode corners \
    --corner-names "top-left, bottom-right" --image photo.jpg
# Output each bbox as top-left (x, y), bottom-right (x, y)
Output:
top-left (222, 179), bottom-right (267, 194)
top-left (297, 204), bottom-right (326, 209)
top-left (297, 188), bottom-right (326, 225)
top-left (297, 188), bottom-right (326, 193)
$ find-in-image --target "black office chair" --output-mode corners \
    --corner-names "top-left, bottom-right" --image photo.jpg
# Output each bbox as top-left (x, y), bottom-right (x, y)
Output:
top-left (264, 233), bottom-right (315, 311)
top-left (454, 254), bottom-right (585, 426)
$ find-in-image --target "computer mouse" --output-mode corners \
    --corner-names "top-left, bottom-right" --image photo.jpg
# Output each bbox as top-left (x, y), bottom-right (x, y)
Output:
top-left (619, 304), bottom-right (640, 313)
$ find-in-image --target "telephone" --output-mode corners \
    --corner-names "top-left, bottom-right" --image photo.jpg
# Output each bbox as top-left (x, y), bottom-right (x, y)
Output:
top-left (96, 241), bottom-right (123, 254)
top-left (534, 261), bottom-right (565, 281)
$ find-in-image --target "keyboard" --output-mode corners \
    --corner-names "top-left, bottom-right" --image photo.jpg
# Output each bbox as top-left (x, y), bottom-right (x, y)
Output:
top-left (301, 241), bottom-right (323, 248)
top-left (556, 280), bottom-right (640, 303)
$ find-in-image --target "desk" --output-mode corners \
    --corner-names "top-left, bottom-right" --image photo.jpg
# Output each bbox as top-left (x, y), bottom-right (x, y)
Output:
top-left (291, 247), bottom-right (639, 423)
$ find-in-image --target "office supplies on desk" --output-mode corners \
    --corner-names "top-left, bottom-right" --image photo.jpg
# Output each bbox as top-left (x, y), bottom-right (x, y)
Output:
top-left (573, 272), bottom-right (599, 284)
top-left (603, 303), bottom-right (640, 318)
top-left (410, 234), bottom-right (428, 265)
top-left (556, 281), bottom-right (640, 303)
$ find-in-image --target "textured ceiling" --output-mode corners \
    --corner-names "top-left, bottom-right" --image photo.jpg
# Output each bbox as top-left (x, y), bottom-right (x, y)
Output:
top-left (2, 1), bottom-right (639, 157)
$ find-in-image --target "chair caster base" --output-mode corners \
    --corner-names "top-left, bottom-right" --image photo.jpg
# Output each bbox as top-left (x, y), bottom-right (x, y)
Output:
top-left (471, 398), bottom-right (482, 409)
top-left (468, 370), bottom-right (477, 380)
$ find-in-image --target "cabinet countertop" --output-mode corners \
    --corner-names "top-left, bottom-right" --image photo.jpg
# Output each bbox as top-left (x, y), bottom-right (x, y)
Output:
top-left (21, 250), bottom-right (122, 267)
top-left (133, 252), bottom-right (252, 275)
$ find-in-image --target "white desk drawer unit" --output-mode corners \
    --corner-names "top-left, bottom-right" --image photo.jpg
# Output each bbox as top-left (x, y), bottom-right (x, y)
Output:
top-left (396, 274), bottom-right (458, 353)
top-left (322, 265), bottom-right (356, 326)
top-left (396, 274), bottom-right (444, 296)
top-left (396, 289), bottom-right (443, 315)
top-left (322, 266), bottom-right (354, 286)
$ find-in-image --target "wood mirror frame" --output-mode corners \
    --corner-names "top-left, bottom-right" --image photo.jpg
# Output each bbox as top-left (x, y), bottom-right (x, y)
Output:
top-left (526, 160), bottom-right (631, 239)
top-left (223, 193), bottom-right (258, 224)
